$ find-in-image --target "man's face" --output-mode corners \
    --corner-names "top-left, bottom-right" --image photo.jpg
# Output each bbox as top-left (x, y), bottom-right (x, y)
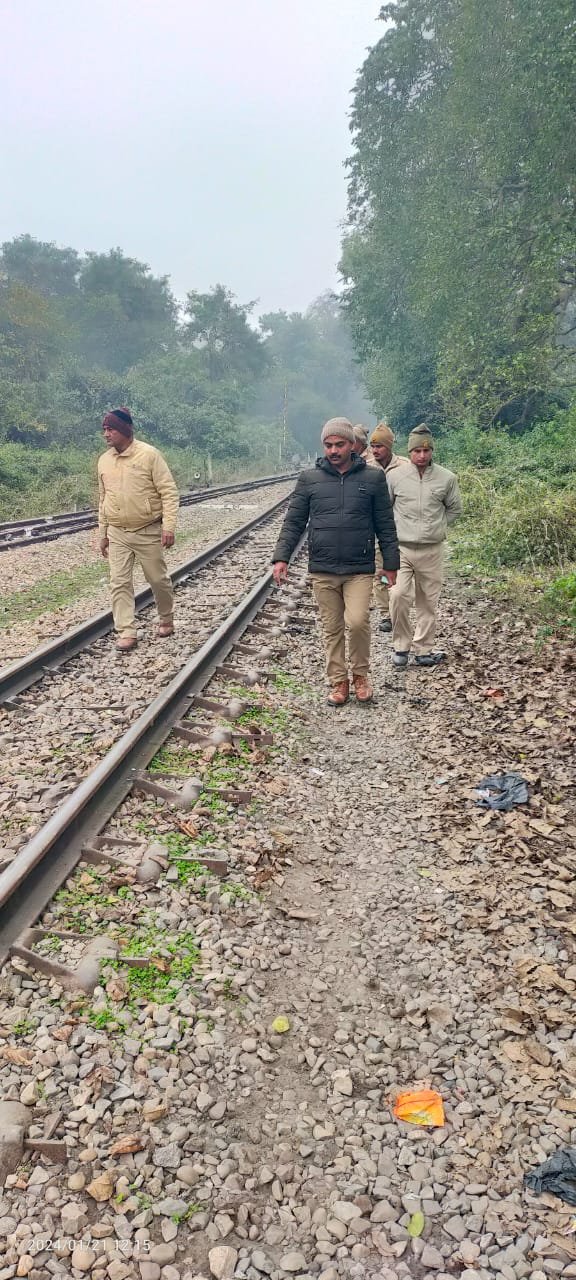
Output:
top-left (410, 445), bottom-right (433, 468)
top-left (324, 435), bottom-right (354, 467)
top-left (372, 442), bottom-right (392, 468)
top-left (104, 425), bottom-right (130, 451)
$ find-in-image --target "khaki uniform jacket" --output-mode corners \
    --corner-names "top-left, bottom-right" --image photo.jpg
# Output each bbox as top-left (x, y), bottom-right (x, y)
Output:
top-left (387, 460), bottom-right (462, 545)
top-left (365, 448), bottom-right (408, 473)
top-left (98, 439), bottom-right (179, 538)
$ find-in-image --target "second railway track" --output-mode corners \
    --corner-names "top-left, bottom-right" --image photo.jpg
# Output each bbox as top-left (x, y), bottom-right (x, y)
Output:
top-left (0, 474), bottom-right (296, 552)
top-left (0, 489), bottom-right (295, 872)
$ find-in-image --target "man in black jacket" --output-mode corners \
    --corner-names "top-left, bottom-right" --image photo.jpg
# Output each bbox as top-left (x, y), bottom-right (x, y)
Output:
top-left (272, 418), bottom-right (400, 705)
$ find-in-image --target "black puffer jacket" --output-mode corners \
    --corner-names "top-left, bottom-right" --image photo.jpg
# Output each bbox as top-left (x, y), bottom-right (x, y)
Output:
top-left (273, 456), bottom-right (400, 575)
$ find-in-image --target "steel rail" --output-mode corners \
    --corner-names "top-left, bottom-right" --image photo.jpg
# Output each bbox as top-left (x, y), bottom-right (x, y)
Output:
top-left (0, 489), bottom-right (292, 704)
top-left (0, 564), bottom-right (282, 961)
top-left (0, 474), bottom-right (296, 550)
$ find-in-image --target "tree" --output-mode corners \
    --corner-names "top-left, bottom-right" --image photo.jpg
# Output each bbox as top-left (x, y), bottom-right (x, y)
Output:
top-left (75, 249), bottom-right (177, 371)
top-left (125, 350), bottom-right (247, 455)
top-left (254, 294), bottom-right (372, 453)
top-left (183, 285), bottom-right (268, 391)
top-left (0, 234), bottom-right (80, 298)
top-left (341, 0), bottom-right (576, 430)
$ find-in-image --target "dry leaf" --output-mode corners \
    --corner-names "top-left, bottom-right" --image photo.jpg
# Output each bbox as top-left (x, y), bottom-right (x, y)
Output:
top-left (501, 1040), bottom-right (529, 1063)
top-left (426, 1004), bottom-right (453, 1028)
top-left (548, 890), bottom-right (573, 909)
top-left (110, 1134), bottom-right (145, 1156)
top-left (264, 778), bottom-right (288, 795)
top-left (529, 818), bottom-right (557, 838)
top-left (106, 975), bottom-right (129, 1001)
top-left (142, 1101), bottom-right (168, 1121)
top-left (86, 1170), bottom-right (114, 1202)
top-left (51, 1024), bottom-right (74, 1042)
top-left (0, 1045), bottom-right (33, 1065)
top-left (371, 1230), bottom-right (393, 1258)
top-left (551, 1234), bottom-right (576, 1260)
top-left (525, 1038), bottom-right (552, 1066)
top-left (177, 819), bottom-right (200, 838)
top-left (279, 906), bottom-right (319, 921)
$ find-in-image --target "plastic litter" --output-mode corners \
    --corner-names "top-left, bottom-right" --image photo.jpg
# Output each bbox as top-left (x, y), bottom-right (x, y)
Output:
top-left (393, 1089), bottom-right (445, 1127)
top-left (408, 1211), bottom-right (425, 1237)
top-left (271, 1015), bottom-right (290, 1034)
top-left (524, 1148), bottom-right (576, 1205)
top-left (474, 771), bottom-right (529, 811)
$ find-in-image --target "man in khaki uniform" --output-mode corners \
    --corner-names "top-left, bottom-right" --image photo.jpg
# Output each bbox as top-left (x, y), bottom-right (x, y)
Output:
top-left (387, 424), bottom-right (462, 668)
top-left (98, 408), bottom-right (179, 651)
top-left (369, 422), bottom-right (409, 632)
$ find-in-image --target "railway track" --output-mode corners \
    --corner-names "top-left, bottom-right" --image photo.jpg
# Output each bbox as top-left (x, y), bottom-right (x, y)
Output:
top-left (0, 526), bottom-right (310, 1197)
top-left (0, 490), bottom-right (297, 871)
top-left (0, 549), bottom-right (309, 968)
top-left (0, 473), bottom-right (296, 552)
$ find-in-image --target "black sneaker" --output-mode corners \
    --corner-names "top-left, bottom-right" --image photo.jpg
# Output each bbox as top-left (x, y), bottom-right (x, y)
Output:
top-left (379, 617), bottom-right (393, 633)
top-left (414, 652), bottom-right (446, 667)
top-left (392, 650), bottom-right (409, 668)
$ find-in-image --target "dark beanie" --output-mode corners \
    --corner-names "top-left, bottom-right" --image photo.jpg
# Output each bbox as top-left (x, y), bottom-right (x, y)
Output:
top-left (102, 408), bottom-right (134, 437)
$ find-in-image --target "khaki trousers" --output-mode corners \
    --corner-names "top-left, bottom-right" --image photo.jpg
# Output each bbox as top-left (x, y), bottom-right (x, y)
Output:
top-left (373, 547), bottom-right (390, 617)
top-left (108, 523), bottom-right (174, 638)
top-left (389, 543), bottom-right (445, 656)
top-left (310, 573), bottom-right (373, 683)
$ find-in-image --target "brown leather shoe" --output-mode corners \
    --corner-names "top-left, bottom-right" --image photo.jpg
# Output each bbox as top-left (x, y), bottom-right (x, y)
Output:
top-left (353, 674), bottom-right (374, 704)
top-left (157, 623), bottom-right (175, 638)
top-left (116, 636), bottom-right (137, 652)
top-left (327, 680), bottom-right (350, 707)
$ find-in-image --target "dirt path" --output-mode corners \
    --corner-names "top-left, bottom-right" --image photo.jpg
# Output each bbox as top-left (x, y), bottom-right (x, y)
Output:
top-left (0, 576), bottom-right (574, 1280)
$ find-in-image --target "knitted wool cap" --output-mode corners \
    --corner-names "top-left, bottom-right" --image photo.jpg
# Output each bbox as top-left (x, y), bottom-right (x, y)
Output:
top-left (408, 423), bottom-right (434, 452)
top-left (321, 417), bottom-right (355, 444)
top-left (353, 424), bottom-right (369, 449)
top-left (102, 407), bottom-right (134, 437)
top-left (371, 422), bottom-right (395, 448)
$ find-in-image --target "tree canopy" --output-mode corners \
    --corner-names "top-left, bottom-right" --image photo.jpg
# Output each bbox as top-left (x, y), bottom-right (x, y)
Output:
top-left (0, 236), bottom-right (367, 460)
top-left (341, 0), bottom-right (576, 432)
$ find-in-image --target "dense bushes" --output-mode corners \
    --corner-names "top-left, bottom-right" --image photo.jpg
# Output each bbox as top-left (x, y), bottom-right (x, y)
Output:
top-left (418, 409), bottom-right (576, 632)
top-left (0, 437), bottom-right (278, 520)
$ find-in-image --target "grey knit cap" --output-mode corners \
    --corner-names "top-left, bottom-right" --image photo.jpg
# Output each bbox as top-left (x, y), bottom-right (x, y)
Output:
top-left (321, 417), bottom-right (355, 444)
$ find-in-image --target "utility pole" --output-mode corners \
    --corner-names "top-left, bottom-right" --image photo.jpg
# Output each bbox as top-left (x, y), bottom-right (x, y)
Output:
top-left (280, 380), bottom-right (288, 467)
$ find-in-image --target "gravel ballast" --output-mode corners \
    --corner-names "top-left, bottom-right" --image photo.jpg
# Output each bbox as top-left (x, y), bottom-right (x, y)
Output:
top-left (0, 570), bottom-right (574, 1280)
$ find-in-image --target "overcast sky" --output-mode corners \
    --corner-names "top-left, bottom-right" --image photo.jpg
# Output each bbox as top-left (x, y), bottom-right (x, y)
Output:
top-left (1, 0), bottom-right (382, 315)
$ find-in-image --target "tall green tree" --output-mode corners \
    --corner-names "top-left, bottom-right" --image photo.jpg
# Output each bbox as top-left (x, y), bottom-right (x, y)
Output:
top-left (254, 293), bottom-right (372, 454)
top-left (342, 0), bottom-right (576, 431)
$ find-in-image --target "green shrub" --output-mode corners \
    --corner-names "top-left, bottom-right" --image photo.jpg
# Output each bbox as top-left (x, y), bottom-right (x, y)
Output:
top-left (478, 486), bottom-right (576, 569)
top-left (541, 572), bottom-right (576, 632)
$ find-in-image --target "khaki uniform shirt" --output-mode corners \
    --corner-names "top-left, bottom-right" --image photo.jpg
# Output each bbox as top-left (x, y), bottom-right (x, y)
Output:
top-left (387, 460), bottom-right (462, 545)
top-left (98, 439), bottom-right (179, 538)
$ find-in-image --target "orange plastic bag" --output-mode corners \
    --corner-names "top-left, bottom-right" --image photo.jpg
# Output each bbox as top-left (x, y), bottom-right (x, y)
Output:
top-left (393, 1089), bottom-right (445, 1127)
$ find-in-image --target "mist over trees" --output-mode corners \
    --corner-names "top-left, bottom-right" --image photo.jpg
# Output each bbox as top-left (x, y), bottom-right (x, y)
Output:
top-left (0, 236), bottom-right (367, 465)
top-left (340, 0), bottom-right (576, 433)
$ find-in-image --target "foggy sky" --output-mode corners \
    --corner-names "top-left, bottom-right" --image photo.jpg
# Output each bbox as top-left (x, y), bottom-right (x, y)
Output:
top-left (1, 0), bottom-right (382, 315)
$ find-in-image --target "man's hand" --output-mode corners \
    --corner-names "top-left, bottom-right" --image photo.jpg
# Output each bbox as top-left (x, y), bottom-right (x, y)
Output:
top-left (100, 536), bottom-right (109, 559)
top-left (381, 570), bottom-right (397, 588)
top-left (273, 561), bottom-right (289, 586)
top-left (162, 531), bottom-right (175, 549)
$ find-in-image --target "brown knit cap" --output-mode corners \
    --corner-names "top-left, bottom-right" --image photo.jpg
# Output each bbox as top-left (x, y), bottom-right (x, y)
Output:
top-left (371, 422), bottom-right (395, 448)
top-left (102, 408), bottom-right (134, 437)
top-left (321, 417), bottom-right (355, 444)
top-left (408, 423), bottom-right (434, 452)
